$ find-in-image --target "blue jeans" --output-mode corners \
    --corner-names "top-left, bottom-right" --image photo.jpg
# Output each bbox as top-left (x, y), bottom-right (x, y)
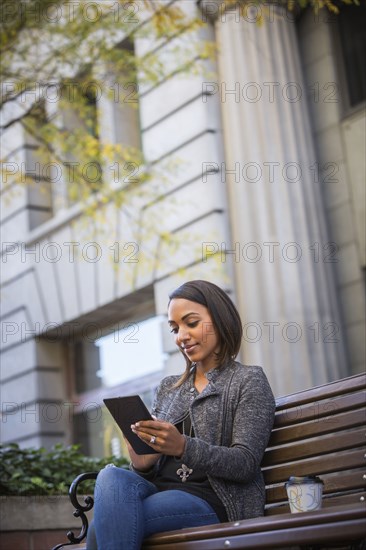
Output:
top-left (86, 466), bottom-right (220, 550)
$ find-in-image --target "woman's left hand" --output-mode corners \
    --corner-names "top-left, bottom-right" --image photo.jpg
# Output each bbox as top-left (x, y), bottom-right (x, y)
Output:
top-left (131, 418), bottom-right (186, 457)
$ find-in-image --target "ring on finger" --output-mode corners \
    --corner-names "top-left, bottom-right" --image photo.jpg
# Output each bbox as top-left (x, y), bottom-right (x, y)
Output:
top-left (150, 435), bottom-right (157, 445)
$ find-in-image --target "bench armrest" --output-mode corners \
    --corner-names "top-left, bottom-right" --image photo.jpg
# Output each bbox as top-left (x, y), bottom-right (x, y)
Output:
top-left (52, 471), bottom-right (98, 550)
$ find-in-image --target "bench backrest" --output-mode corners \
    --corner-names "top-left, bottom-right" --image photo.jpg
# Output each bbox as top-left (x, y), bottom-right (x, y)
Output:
top-left (262, 373), bottom-right (366, 514)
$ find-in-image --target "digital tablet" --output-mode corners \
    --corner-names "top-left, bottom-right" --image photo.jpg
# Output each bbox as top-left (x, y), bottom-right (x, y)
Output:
top-left (103, 395), bottom-right (159, 455)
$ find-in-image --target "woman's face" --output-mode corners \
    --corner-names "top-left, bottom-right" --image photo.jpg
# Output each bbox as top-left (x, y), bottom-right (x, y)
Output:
top-left (168, 298), bottom-right (220, 372)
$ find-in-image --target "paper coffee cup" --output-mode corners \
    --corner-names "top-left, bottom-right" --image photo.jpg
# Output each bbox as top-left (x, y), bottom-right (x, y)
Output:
top-left (285, 476), bottom-right (324, 513)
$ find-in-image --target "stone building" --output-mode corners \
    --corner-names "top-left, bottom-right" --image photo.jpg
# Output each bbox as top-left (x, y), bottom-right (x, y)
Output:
top-left (1, 0), bottom-right (365, 457)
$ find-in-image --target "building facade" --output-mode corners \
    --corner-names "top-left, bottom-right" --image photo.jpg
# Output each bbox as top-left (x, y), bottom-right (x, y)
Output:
top-left (1, 0), bottom-right (365, 456)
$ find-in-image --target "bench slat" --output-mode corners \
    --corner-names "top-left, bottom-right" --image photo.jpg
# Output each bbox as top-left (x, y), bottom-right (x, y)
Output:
top-left (144, 520), bottom-right (366, 549)
top-left (265, 469), bottom-right (366, 503)
top-left (273, 391), bottom-right (365, 428)
top-left (266, 491), bottom-right (366, 515)
top-left (142, 503), bottom-right (366, 549)
top-left (322, 492), bottom-right (366, 507)
top-left (263, 426), bottom-right (365, 465)
top-left (275, 373), bottom-right (366, 410)
top-left (269, 408), bottom-right (365, 444)
top-left (263, 448), bottom-right (365, 484)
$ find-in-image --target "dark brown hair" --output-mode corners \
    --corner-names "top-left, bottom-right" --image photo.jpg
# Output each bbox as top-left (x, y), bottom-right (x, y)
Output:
top-left (168, 280), bottom-right (243, 387)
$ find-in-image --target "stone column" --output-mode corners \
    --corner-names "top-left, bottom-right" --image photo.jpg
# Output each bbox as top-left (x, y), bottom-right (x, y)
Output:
top-left (214, 6), bottom-right (348, 394)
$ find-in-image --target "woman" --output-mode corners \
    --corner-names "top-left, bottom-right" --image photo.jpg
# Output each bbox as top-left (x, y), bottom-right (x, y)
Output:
top-left (87, 280), bottom-right (275, 550)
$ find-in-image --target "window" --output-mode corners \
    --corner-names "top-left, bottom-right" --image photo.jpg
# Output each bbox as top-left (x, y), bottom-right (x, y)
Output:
top-left (59, 76), bottom-right (101, 205)
top-left (70, 315), bottom-right (166, 458)
top-left (338, 4), bottom-right (366, 110)
top-left (111, 39), bottom-right (141, 151)
top-left (23, 101), bottom-right (54, 229)
top-left (103, 37), bottom-right (142, 189)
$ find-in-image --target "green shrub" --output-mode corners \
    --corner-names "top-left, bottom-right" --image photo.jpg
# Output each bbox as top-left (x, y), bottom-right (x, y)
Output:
top-left (0, 443), bottom-right (129, 496)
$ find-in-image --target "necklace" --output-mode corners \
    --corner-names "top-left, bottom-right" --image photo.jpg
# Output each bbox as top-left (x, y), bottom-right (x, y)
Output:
top-left (176, 414), bottom-right (193, 482)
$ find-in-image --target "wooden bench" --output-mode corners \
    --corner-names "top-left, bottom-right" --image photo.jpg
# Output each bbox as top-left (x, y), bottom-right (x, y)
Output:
top-left (53, 373), bottom-right (366, 550)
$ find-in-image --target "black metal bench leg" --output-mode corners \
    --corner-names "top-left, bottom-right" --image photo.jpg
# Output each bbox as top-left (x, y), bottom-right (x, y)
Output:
top-left (52, 472), bottom-right (98, 550)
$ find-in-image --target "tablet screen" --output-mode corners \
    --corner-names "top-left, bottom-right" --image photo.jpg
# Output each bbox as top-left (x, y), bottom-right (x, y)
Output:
top-left (103, 395), bottom-right (159, 455)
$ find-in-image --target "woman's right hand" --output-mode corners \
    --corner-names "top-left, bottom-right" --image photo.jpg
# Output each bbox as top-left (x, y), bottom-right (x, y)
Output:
top-left (124, 437), bottom-right (161, 472)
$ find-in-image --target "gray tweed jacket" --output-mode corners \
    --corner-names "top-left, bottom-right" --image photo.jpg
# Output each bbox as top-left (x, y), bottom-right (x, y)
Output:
top-left (140, 361), bottom-right (275, 522)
